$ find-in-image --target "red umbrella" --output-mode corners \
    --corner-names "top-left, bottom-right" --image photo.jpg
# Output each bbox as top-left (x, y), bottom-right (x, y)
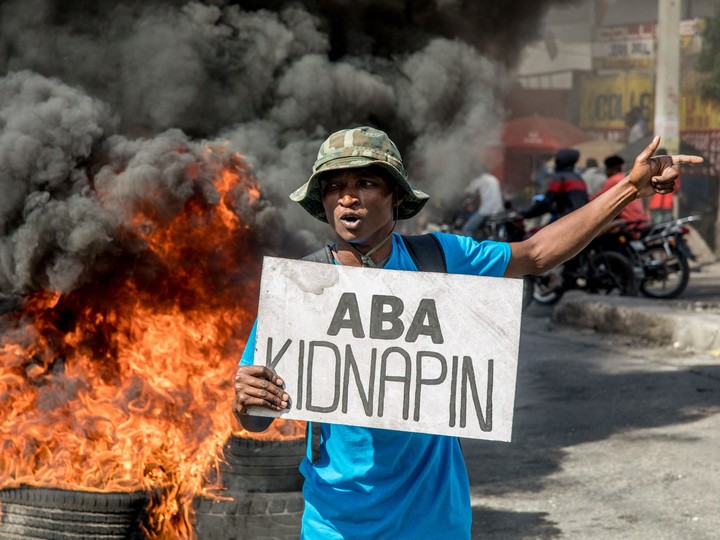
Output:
top-left (502, 115), bottom-right (590, 152)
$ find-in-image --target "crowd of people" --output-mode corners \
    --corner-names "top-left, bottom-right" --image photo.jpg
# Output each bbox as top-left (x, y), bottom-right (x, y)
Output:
top-left (455, 142), bottom-right (683, 241)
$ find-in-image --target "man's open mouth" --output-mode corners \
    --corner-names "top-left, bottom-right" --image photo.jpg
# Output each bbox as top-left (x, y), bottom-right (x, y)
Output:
top-left (339, 214), bottom-right (362, 228)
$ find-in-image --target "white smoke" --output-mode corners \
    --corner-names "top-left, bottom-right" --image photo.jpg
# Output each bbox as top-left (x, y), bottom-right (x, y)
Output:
top-left (398, 38), bottom-right (504, 192)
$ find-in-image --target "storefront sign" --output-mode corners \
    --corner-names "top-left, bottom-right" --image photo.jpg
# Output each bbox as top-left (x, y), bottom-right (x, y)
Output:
top-left (593, 23), bottom-right (656, 71)
top-left (592, 20), bottom-right (703, 71)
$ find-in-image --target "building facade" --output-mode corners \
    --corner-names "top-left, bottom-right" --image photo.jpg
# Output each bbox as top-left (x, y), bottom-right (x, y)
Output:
top-left (509, 0), bottom-right (720, 252)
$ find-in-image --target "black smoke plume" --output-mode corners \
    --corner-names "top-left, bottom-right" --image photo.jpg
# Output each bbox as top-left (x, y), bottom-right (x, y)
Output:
top-left (0, 0), bottom-right (578, 296)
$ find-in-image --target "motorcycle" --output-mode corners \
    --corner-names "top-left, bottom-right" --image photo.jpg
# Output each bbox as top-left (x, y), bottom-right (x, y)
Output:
top-left (599, 216), bottom-right (699, 299)
top-left (530, 226), bottom-right (638, 305)
top-left (472, 210), bottom-right (527, 244)
top-left (447, 206), bottom-right (534, 310)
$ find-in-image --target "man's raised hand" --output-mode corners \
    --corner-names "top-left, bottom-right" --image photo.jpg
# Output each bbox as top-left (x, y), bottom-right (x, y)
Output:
top-left (629, 136), bottom-right (703, 199)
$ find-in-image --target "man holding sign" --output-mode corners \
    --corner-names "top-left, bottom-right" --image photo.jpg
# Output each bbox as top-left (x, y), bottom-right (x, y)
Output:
top-left (233, 126), bottom-right (701, 539)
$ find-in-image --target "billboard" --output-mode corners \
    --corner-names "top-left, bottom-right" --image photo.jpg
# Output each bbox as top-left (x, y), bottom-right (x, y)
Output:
top-left (579, 72), bottom-right (653, 131)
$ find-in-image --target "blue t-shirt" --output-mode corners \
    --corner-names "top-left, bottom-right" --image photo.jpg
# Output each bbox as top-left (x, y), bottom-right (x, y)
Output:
top-left (240, 232), bottom-right (511, 539)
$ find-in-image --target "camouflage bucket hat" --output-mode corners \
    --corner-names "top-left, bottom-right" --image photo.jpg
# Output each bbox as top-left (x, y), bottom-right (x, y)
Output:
top-left (290, 126), bottom-right (430, 223)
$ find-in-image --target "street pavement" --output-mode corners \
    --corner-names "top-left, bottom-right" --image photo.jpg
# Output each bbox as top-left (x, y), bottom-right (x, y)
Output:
top-left (552, 260), bottom-right (720, 354)
top-left (464, 261), bottom-right (720, 539)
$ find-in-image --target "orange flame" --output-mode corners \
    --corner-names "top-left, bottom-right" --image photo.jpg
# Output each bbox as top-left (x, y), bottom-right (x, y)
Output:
top-left (0, 144), bottom-right (303, 538)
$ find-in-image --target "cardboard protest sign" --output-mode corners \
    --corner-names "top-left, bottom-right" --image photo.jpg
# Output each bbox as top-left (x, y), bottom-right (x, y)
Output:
top-left (247, 256), bottom-right (523, 441)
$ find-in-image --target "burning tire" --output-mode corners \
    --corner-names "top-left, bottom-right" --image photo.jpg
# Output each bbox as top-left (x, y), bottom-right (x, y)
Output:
top-left (0, 487), bottom-right (148, 539)
top-left (193, 436), bottom-right (306, 539)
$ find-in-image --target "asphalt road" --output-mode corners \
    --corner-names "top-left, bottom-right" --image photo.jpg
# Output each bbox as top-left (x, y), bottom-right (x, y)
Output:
top-left (463, 303), bottom-right (720, 540)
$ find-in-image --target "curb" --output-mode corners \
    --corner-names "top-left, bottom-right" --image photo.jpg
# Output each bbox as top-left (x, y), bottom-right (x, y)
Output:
top-left (552, 291), bottom-right (720, 353)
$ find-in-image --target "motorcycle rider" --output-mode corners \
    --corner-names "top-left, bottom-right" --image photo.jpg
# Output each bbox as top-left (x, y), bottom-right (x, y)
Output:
top-left (459, 167), bottom-right (505, 238)
top-left (521, 148), bottom-right (589, 289)
top-left (521, 148), bottom-right (589, 223)
top-left (582, 157), bottom-right (608, 196)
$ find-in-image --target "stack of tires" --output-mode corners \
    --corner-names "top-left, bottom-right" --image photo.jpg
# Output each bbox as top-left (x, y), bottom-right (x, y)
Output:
top-left (193, 437), bottom-right (306, 540)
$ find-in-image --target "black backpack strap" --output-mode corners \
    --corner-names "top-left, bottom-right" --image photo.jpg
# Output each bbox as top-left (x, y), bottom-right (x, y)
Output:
top-left (402, 234), bottom-right (447, 273)
top-left (301, 245), bottom-right (334, 264)
top-left (306, 421), bottom-right (322, 464)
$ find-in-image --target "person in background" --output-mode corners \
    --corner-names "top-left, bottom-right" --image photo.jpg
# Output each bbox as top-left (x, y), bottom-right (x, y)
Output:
top-left (592, 155), bottom-right (650, 230)
top-left (648, 148), bottom-right (679, 223)
top-left (460, 168), bottom-right (505, 237)
top-left (582, 157), bottom-right (608, 196)
top-left (521, 147), bottom-right (588, 223)
top-left (232, 126), bottom-right (701, 540)
top-left (626, 106), bottom-right (649, 144)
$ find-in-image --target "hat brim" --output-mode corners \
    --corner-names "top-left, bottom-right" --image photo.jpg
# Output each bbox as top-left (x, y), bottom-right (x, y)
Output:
top-left (290, 157), bottom-right (429, 223)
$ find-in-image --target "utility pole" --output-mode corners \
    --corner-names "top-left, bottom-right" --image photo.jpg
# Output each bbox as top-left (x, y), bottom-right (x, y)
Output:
top-left (654, 0), bottom-right (681, 155)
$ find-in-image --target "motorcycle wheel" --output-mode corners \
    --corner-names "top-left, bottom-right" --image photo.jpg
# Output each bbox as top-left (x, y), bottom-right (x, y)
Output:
top-left (587, 251), bottom-right (637, 296)
top-left (639, 245), bottom-right (690, 299)
top-left (531, 272), bottom-right (564, 305)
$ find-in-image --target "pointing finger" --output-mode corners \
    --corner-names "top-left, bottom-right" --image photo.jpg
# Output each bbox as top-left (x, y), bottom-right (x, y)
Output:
top-left (671, 154), bottom-right (704, 165)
